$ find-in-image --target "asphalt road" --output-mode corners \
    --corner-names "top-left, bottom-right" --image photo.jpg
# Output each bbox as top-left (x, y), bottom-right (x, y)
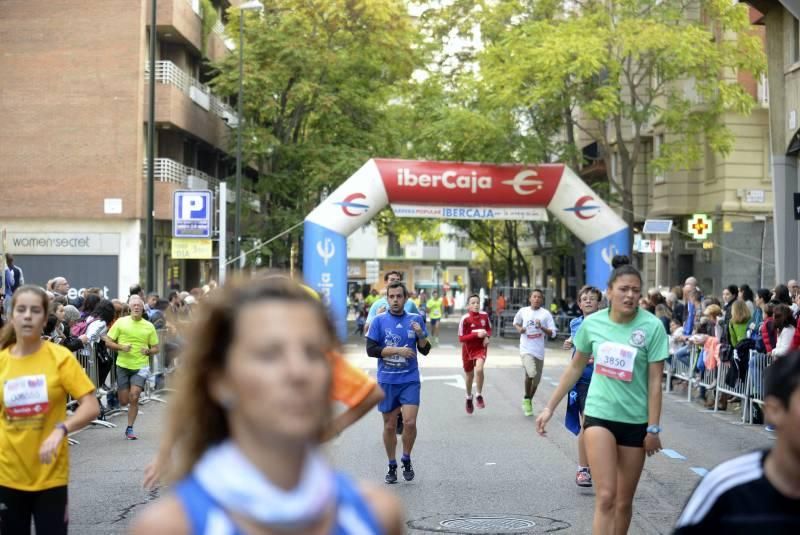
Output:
top-left (67, 317), bottom-right (772, 534)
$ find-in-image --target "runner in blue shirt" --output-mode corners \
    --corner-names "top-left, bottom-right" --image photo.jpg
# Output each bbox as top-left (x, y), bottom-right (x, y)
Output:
top-left (363, 270), bottom-right (419, 438)
top-left (366, 282), bottom-right (431, 485)
top-left (562, 286), bottom-right (602, 488)
top-left (364, 271), bottom-right (419, 334)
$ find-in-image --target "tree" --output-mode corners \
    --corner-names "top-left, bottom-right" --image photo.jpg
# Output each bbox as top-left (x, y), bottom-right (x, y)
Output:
top-left (475, 0), bottom-right (765, 237)
top-left (209, 0), bottom-right (420, 267)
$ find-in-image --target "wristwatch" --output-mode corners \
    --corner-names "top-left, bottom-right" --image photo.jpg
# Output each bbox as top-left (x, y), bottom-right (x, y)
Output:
top-left (646, 425), bottom-right (662, 434)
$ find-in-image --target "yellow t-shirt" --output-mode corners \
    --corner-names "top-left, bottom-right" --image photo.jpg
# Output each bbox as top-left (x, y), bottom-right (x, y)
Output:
top-left (107, 316), bottom-right (160, 370)
top-left (0, 342), bottom-right (95, 491)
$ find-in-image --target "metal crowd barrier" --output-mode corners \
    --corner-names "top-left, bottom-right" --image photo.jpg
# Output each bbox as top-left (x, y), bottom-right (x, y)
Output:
top-left (140, 328), bottom-right (179, 404)
top-left (746, 351), bottom-right (772, 424)
top-left (662, 357), bottom-right (673, 393)
top-left (670, 345), bottom-right (698, 401)
top-left (712, 351), bottom-right (749, 422)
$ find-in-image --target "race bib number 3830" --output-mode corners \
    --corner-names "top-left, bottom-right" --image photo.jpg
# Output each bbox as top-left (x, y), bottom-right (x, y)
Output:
top-left (3, 374), bottom-right (50, 418)
top-left (595, 342), bottom-right (636, 382)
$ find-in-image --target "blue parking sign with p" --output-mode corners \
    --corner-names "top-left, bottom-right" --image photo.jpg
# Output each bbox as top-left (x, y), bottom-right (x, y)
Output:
top-left (173, 190), bottom-right (213, 238)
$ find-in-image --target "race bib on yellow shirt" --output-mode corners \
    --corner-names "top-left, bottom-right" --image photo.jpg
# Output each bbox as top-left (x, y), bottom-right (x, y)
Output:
top-left (595, 342), bottom-right (636, 382)
top-left (3, 374), bottom-right (49, 418)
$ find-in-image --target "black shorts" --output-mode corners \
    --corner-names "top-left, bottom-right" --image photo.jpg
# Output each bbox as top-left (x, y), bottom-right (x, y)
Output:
top-left (583, 415), bottom-right (647, 448)
top-left (0, 485), bottom-right (68, 535)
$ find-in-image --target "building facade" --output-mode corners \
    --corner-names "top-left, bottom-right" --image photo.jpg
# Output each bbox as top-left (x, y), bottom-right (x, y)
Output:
top-left (572, 5), bottom-right (774, 296)
top-left (0, 0), bottom-right (254, 297)
top-left (347, 224), bottom-right (473, 304)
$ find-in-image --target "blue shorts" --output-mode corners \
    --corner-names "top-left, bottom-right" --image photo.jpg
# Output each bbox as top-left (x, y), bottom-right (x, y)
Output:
top-left (378, 382), bottom-right (421, 413)
top-left (430, 318), bottom-right (440, 326)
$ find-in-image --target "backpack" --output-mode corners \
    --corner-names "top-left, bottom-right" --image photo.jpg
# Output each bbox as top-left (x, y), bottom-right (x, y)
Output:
top-left (94, 339), bottom-right (112, 365)
top-left (718, 320), bottom-right (734, 363)
top-left (70, 317), bottom-right (96, 337)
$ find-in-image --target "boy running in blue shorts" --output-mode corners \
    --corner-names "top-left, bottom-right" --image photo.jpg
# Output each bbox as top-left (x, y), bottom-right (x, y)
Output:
top-left (563, 286), bottom-right (602, 487)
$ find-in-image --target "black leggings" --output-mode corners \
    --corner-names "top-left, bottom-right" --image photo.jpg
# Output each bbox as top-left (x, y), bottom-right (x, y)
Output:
top-left (0, 485), bottom-right (68, 535)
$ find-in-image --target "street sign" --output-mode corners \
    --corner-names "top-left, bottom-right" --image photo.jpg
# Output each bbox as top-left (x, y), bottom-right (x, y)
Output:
top-left (687, 214), bottom-right (712, 240)
top-left (173, 190), bottom-right (212, 238)
top-left (636, 238), bottom-right (662, 253)
top-left (643, 219), bottom-right (672, 234)
top-left (171, 238), bottom-right (213, 259)
top-left (365, 260), bottom-right (380, 284)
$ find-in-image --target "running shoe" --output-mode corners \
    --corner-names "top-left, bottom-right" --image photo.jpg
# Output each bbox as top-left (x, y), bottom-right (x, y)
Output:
top-left (576, 468), bottom-right (592, 487)
top-left (522, 398), bottom-right (533, 417)
top-left (395, 413), bottom-right (404, 435)
top-left (385, 464), bottom-right (398, 484)
top-left (476, 395), bottom-right (486, 409)
top-left (125, 426), bottom-right (138, 440)
top-left (765, 425), bottom-right (776, 432)
top-left (402, 459), bottom-right (415, 481)
top-left (466, 398), bottom-right (474, 414)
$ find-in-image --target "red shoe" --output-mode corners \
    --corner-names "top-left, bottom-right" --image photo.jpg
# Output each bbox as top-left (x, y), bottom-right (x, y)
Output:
top-left (466, 398), bottom-right (474, 414)
top-left (476, 395), bottom-right (486, 409)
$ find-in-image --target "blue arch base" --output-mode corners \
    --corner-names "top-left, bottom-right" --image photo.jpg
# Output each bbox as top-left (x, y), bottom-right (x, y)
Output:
top-left (585, 227), bottom-right (631, 289)
top-left (303, 221), bottom-right (349, 341)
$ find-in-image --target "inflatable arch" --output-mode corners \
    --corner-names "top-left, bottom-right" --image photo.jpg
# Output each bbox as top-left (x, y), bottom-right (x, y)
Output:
top-left (303, 159), bottom-right (629, 339)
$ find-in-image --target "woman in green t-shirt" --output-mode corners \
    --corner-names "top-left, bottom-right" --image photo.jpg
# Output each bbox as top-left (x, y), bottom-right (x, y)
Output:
top-left (536, 257), bottom-right (669, 535)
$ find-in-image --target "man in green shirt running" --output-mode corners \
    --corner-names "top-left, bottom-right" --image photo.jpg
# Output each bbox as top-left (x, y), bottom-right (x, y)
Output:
top-left (104, 295), bottom-right (159, 440)
top-left (427, 291), bottom-right (443, 346)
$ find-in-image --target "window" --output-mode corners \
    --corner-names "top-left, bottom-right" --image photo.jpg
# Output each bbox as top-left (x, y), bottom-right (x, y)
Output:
top-left (654, 135), bottom-right (665, 184)
top-left (793, 18), bottom-right (800, 64)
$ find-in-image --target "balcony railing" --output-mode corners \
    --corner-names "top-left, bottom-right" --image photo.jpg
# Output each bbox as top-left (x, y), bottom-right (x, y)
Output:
top-left (145, 60), bottom-right (239, 126)
top-left (143, 158), bottom-right (262, 212)
top-left (143, 158), bottom-right (220, 189)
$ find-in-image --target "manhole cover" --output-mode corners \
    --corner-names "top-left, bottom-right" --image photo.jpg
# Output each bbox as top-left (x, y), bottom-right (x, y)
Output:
top-left (441, 516), bottom-right (536, 530)
top-left (408, 513), bottom-right (570, 534)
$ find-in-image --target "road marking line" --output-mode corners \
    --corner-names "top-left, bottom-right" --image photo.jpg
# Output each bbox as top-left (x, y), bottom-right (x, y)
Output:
top-left (661, 449), bottom-right (687, 460)
top-left (500, 345), bottom-right (517, 351)
top-left (485, 462), bottom-right (497, 466)
top-left (690, 467), bottom-right (708, 477)
top-left (549, 381), bottom-right (559, 387)
top-left (543, 376), bottom-right (553, 381)
top-left (438, 344), bottom-right (456, 349)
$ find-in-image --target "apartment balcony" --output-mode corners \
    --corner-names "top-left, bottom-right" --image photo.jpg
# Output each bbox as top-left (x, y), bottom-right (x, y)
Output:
top-left (149, 0), bottom-right (233, 63)
top-left (146, 61), bottom-right (238, 151)
top-left (143, 157), bottom-right (260, 219)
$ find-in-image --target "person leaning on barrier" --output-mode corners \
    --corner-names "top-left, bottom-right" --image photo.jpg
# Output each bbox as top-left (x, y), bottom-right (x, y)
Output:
top-left (674, 351), bottom-right (800, 533)
top-left (57, 304), bottom-right (85, 353)
top-left (0, 285), bottom-right (100, 535)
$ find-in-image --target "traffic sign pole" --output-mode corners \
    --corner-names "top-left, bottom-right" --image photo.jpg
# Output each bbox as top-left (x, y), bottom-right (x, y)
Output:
top-left (219, 183), bottom-right (227, 285)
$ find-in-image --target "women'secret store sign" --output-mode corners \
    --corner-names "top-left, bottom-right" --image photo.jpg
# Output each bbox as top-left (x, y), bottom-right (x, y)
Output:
top-left (7, 232), bottom-right (120, 255)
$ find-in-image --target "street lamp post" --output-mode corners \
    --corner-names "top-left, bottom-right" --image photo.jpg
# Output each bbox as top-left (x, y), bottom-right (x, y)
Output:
top-left (233, 0), bottom-right (264, 271)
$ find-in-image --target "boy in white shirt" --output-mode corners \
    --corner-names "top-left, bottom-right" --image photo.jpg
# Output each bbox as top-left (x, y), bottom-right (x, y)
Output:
top-left (514, 289), bottom-right (557, 416)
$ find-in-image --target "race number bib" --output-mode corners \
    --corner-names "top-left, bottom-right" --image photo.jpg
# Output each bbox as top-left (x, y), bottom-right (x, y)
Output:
top-left (384, 354), bottom-right (408, 368)
top-left (3, 374), bottom-right (50, 418)
top-left (595, 342), bottom-right (636, 382)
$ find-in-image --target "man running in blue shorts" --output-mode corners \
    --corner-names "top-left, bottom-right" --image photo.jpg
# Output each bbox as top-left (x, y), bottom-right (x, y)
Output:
top-left (364, 270), bottom-right (419, 436)
top-left (366, 282), bottom-right (431, 484)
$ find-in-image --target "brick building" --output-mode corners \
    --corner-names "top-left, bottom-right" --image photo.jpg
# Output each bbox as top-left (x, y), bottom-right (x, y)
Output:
top-left (0, 0), bottom-right (254, 298)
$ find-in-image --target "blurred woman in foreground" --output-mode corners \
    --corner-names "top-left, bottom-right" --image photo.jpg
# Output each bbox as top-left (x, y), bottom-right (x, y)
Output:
top-left (132, 274), bottom-right (402, 535)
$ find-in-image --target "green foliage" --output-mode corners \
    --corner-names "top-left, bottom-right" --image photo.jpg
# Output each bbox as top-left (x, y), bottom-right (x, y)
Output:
top-left (209, 0), bottom-right (424, 266)
top-left (199, 0), bottom-right (218, 57)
